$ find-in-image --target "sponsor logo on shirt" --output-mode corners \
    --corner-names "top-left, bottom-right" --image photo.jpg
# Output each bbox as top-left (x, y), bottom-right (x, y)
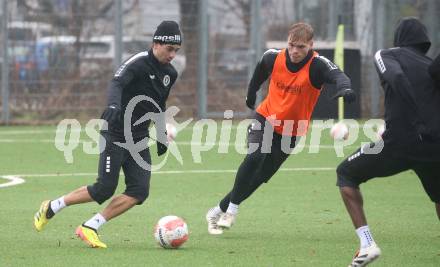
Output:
top-left (276, 81), bottom-right (302, 94)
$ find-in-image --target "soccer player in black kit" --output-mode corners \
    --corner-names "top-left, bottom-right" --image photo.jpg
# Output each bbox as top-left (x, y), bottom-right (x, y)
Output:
top-left (336, 17), bottom-right (440, 266)
top-left (206, 22), bottom-right (356, 235)
top-left (33, 21), bottom-right (182, 248)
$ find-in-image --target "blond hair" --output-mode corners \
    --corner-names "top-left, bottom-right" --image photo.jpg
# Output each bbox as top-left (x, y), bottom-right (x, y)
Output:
top-left (288, 22), bottom-right (314, 42)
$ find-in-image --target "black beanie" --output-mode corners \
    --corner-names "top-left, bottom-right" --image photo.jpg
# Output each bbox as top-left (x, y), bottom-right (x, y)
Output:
top-left (153, 21), bottom-right (182, 45)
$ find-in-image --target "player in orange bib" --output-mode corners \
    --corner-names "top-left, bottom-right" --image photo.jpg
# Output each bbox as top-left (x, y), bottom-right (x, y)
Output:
top-left (206, 22), bottom-right (356, 235)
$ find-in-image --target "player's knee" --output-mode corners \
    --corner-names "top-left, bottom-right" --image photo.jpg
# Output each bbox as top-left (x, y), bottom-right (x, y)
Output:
top-left (336, 161), bottom-right (347, 177)
top-left (336, 163), bottom-right (345, 185)
top-left (125, 184), bottom-right (150, 205)
top-left (337, 175), bottom-right (361, 190)
top-left (137, 185), bottom-right (150, 203)
top-left (246, 151), bottom-right (265, 165)
top-left (336, 162), bottom-right (359, 189)
top-left (88, 181), bottom-right (118, 204)
top-left (96, 185), bottom-right (117, 203)
top-left (136, 190), bottom-right (149, 204)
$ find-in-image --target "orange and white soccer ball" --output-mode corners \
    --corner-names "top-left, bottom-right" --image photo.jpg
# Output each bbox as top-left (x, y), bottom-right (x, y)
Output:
top-left (330, 122), bottom-right (349, 141)
top-left (166, 123), bottom-right (177, 141)
top-left (154, 215), bottom-right (188, 249)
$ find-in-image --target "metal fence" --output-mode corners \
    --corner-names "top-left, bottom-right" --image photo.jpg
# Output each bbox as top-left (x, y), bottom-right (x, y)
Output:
top-left (1, 0), bottom-right (439, 124)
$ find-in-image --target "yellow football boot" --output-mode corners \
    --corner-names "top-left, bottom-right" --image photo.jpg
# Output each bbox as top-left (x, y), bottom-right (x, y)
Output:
top-left (75, 225), bottom-right (107, 248)
top-left (34, 200), bottom-right (51, 232)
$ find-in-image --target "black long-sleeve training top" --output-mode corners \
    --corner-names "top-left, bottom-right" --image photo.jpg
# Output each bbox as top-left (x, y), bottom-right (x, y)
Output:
top-left (104, 49), bottom-right (178, 140)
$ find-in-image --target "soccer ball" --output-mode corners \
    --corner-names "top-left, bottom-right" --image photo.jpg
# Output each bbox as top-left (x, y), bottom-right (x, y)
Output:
top-left (330, 122), bottom-right (349, 141)
top-left (377, 124), bottom-right (386, 139)
top-left (154, 215), bottom-right (188, 249)
top-left (166, 123), bottom-right (177, 141)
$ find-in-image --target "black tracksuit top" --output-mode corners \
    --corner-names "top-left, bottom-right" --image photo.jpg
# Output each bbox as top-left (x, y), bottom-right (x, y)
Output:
top-left (104, 49), bottom-right (178, 140)
top-left (373, 18), bottom-right (440, 160)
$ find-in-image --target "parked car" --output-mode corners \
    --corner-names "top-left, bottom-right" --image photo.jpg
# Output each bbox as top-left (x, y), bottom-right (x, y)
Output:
top-left (35, 36), bottom-right (77, 75)
top-left (7, 41), bottom-right (39, 85)
top-left (8, 21), bottom-right (52, 42)
top-left (80, 35), bottom-right (186, 75)
top-left (34, 35), bottom-right (187, 78)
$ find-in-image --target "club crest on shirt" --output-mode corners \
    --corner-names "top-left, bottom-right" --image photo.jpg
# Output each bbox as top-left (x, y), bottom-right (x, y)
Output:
top-left (163, 75), bottom-right (170, 86)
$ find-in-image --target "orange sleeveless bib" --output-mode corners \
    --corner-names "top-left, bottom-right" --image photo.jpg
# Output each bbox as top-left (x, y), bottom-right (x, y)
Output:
top-left (256, 50), bottom-right (321, 136)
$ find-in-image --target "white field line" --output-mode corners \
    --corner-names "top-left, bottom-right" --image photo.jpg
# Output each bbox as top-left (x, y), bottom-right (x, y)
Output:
top-left (0, 139), bottom-right (358, 149)
top-left (0, 167), bottom-right (335, 188)
top-left (0, 175), bottom-right (25, 188)
top-left (0, 130), bottom-right (59, 135)
top-left (0, 122), bottom-right (370, 135)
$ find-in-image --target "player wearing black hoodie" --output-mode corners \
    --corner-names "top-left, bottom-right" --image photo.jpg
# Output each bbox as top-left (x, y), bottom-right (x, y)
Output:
top-left (336, 17), bottom-right (440, 267)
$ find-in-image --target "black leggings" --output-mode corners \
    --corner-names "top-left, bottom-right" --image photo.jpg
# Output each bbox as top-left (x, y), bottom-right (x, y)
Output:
top-left (219, 113), bottom-right (295, 212)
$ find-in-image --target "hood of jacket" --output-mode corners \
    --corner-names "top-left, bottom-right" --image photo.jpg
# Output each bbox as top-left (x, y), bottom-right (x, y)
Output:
top-left (393, 17), bottom-right (431, 53)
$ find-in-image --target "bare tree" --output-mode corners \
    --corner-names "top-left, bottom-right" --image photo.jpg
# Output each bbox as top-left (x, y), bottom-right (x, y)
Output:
top-left (17, 0), bottom-right (138, 69)
top-left (211, 0), bottom-right (251, 40)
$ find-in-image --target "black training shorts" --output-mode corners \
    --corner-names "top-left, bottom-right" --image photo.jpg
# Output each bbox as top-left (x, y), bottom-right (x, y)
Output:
top-left (337, 142), bottom-right (440, 203)
top-left (87, 132), bottom-right (151, 204)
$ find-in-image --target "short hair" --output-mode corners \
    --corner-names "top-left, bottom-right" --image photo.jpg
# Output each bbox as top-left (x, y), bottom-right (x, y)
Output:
top-left (288, 22), bottom-right (314, 42)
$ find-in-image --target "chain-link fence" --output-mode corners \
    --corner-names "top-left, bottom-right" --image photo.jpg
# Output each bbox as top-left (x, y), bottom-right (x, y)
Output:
top-left (1, 0), bottom-right (439, 123)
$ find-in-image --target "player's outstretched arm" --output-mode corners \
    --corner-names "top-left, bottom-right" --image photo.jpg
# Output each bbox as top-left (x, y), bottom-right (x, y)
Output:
top-left (311, 56), bottom-right (356, 103)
